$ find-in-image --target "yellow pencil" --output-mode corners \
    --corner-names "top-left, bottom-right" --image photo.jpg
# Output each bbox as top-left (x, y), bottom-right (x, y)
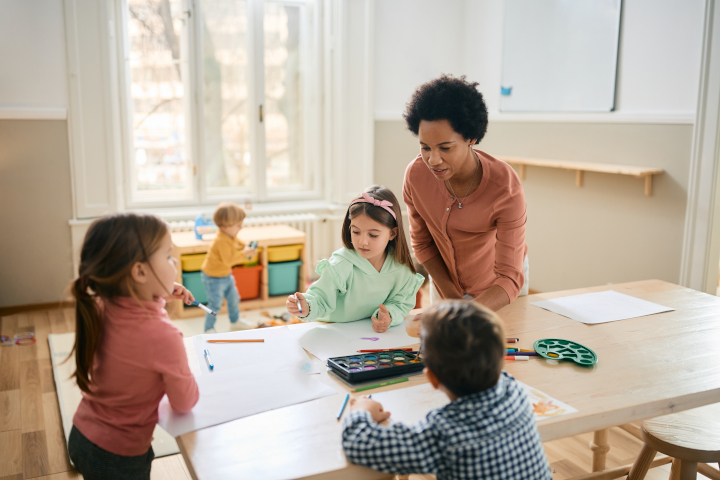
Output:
top-left (207, 339), bottom-right (265, 343)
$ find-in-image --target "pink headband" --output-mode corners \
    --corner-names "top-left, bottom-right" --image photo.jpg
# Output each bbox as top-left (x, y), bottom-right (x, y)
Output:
top-left (350, 192), bottom-right (397, 220)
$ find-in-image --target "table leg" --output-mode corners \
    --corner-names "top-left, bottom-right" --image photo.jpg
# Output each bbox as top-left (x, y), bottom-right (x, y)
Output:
top-left (590, 429), bottom-right (611, 472)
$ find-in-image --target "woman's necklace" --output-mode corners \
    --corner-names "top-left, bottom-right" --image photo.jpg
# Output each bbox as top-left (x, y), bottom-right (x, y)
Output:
top-left (446, 153), bottom-right (480, 209)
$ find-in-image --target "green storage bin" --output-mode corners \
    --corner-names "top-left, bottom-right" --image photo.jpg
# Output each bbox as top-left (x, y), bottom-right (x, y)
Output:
top-left (182, 271), bottom-right (208, 305)
top-left (268, 260), bottom-right (302, 296)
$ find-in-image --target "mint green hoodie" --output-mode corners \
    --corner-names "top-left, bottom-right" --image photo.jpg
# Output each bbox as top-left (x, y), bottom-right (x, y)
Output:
top-left (302, 247), bottom-right (424, 326)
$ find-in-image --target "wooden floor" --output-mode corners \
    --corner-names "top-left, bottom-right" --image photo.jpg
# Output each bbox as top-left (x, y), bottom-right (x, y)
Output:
top-left (0, 307), bottom-right (710, 480)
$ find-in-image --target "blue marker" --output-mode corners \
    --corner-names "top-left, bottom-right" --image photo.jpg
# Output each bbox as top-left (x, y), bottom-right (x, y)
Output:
top-left (204, 349), bottom-right (214, 371)
top-left (192, 301), bottom-right (217, 316)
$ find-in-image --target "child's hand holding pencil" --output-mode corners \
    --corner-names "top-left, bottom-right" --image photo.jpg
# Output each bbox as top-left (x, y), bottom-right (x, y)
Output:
top-left (349, 396), bottom-right (391, 423)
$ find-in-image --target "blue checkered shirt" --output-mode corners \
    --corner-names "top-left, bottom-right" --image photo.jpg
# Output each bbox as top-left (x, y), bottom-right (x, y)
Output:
top-left (342, 371), bottom-right (552, 480)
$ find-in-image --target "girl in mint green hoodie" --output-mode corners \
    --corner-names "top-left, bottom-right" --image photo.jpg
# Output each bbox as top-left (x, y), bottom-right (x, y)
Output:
top-left (286, 186), bottom-right (424, 332)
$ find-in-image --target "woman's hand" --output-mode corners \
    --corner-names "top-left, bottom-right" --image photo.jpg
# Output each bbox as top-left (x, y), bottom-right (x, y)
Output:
top-left (349, 396), bottom-right (391, 423)
top-left (286, 292), bottom-right (309, 318)
top-left (371, 304), bottom-right (391, 333)
top-left (168, 282), bottom-right (195, 305)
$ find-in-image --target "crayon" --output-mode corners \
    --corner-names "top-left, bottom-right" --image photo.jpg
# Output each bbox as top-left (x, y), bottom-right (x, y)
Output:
top-left (207, 339), bottom-right (265, 343)
top-left (504, 356), bottom-right (529, 361)
top-left (506, 338), bottom-right (519, 343)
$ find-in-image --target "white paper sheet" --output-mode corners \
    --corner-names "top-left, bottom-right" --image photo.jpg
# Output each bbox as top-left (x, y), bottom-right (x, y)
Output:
top-left (298, 318), bottom-right (418, 360)
top-left (530, 290), bottom-right (673, 325)
top-left (192, 326), bottom-right (312, 375)
top-left (518, 381), bottom-right (578, 421)
top-left (157, 364), bottom-right (337, 437)
top-left (369, 381), bottom-right (577, 425)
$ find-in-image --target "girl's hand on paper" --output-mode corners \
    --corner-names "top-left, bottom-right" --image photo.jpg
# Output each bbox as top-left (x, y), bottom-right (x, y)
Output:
top-left (286, 292), bottom-right (308, 318)
top-left (168, 282), bottom-right (195, 305)
top-left (349, 396), bottom-right (391, 423)
top-left (372, 305), bottom-right (391, 333)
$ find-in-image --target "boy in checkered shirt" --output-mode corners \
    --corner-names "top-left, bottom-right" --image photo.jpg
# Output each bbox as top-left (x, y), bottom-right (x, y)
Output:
top-left (342, 300), bottom-right (552, 480)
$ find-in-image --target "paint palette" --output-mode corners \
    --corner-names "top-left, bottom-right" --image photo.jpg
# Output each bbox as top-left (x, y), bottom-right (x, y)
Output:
top-left (533, 338), bottom-right (598, 366)
top-left (327, 351), bottom-right (424, 383)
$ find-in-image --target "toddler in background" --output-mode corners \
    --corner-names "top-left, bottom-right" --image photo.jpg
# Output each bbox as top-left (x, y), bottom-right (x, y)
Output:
top-left (201, 202), bottom-right (256, 332)
top-left (342, 300), bottom-right (552, 480)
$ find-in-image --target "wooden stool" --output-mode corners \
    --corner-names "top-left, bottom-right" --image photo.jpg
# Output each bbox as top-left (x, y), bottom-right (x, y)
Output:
top-left (627, 412), bottom-right (720, 480)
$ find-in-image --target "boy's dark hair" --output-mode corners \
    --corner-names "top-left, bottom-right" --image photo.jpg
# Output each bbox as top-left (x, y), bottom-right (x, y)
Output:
top-left (421, 300), bottom-right (505, 397)
top-left (403, 74), bottom-right (489, 144)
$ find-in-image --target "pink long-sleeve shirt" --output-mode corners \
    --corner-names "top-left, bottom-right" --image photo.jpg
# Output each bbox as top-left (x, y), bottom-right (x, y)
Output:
top-left (403, 150), bottom-right (528, 302)
top-left (73, 297), bottom-right (199, 457)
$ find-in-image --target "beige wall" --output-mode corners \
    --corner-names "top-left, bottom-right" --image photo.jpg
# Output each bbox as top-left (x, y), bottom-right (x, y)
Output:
top-left (374, 120), bottom-right (693, 293)
top-left (0, 120), bottom-right (74, 306)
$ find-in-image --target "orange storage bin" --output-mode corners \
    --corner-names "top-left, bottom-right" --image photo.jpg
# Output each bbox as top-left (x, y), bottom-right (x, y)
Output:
top-left (232, 264), bottom-right (263, 300)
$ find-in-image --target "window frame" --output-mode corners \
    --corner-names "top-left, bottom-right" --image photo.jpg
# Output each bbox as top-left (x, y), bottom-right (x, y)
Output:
top-left (115, 0), bottom-right (324, 210)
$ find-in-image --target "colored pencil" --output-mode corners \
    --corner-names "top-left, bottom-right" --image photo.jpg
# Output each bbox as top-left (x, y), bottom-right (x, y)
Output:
top-left (506, 338), bottom-right (519, 343)
top-left (207, 339), bottom-right (265, 343)
top-left (506, 351), bottom-right (539, 357)
top-left (504, 356), bottom-right (529, 361)
top-left (353, 377), bottom-right (409, 392)
top-left (519, 348), bottom-right (534, 352)
top-left (357, 348), bottom-right (413, 353)
top-left (337, 393), bottom-right (350, 420)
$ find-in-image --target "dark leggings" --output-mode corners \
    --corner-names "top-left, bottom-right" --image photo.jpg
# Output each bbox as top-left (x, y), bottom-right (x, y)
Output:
top-left (68, 425), bottom-right (154, 480)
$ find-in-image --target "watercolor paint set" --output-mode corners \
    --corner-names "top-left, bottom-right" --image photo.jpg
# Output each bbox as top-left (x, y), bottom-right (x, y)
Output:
top-left (327, 350), bottom-right (424, 383)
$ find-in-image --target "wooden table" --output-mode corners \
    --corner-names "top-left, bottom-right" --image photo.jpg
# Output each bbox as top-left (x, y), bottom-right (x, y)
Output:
top-left (176, 280), bottom-right (720, 480)
top-left (169, 225), bottom-right (307, 318)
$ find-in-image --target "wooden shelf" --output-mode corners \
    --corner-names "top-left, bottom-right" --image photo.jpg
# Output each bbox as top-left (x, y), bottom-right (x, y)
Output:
top-left (168, 225), bottom-right (307, 319)
top-left (497, 155), bottom-right (664, 196)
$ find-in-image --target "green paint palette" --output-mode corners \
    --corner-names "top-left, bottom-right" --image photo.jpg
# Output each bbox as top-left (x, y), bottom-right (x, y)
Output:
top-left (533, 338), bottom-right (598, 366)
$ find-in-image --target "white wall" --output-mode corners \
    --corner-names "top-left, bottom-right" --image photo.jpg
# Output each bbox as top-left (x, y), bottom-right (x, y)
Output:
top-left (375, 0), bottom-right (706, 117)
top-left (0, 0), bottom-right (67, 109)
top-left (374, 0), bottom-right (465, 118)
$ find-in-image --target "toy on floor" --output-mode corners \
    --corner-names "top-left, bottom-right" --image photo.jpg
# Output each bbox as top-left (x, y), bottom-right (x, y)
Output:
top-left (258, 311), bottom-right (302, 328)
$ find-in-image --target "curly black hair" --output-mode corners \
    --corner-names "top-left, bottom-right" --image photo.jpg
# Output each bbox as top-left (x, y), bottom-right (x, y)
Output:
top-left (403, 74), bottom-right (489, 144)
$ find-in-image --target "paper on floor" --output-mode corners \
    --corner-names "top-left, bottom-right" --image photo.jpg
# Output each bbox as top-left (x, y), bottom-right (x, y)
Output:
top-left (298, 318), bottom-right (418, 360)
top-left (531, 290), bottom-right (673, 325)
top-left (192, 325), bottom-right (312, 375)
top-left (157, 363), bottom-right (337, 437)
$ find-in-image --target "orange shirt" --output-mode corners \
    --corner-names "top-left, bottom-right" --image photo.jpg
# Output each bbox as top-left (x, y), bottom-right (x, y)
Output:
top-left (403, 150), bottom-right (527, 302)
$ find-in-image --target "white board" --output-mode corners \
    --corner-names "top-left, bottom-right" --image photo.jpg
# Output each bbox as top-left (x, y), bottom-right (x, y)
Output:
top-left (500, 0), bottom-right (622, 112)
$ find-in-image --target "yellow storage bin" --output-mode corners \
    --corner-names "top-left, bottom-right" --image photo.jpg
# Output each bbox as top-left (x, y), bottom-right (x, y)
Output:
top-left (267, 244), bottom-right (303, 263)
top-left (181, 253), bottom-right (206, 272)
top-left (232, 248), bottom-right (260, 267)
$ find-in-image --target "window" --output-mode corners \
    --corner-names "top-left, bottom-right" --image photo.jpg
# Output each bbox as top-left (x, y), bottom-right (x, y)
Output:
top-left (121, 0), bottom-right (319, 205)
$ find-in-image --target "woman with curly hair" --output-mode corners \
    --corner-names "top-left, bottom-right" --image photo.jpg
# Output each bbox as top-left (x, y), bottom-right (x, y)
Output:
top-left (402, 74), bottom-right (528, 311)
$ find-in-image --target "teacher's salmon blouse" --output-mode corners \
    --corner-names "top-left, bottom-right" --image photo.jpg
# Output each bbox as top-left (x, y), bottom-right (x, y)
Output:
top-left (403, 149), bottom-right (528, 302)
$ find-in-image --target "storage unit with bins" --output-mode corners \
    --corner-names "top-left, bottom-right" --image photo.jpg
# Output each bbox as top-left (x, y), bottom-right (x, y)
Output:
top-left (168, 225), bottom-right (307, 319)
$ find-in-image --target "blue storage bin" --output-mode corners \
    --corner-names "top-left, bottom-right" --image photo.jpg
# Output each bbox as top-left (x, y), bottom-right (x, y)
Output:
top-left (182, 271), bottom-right (208, 305)
top-left (268, 260), bottom-right (302, 296)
